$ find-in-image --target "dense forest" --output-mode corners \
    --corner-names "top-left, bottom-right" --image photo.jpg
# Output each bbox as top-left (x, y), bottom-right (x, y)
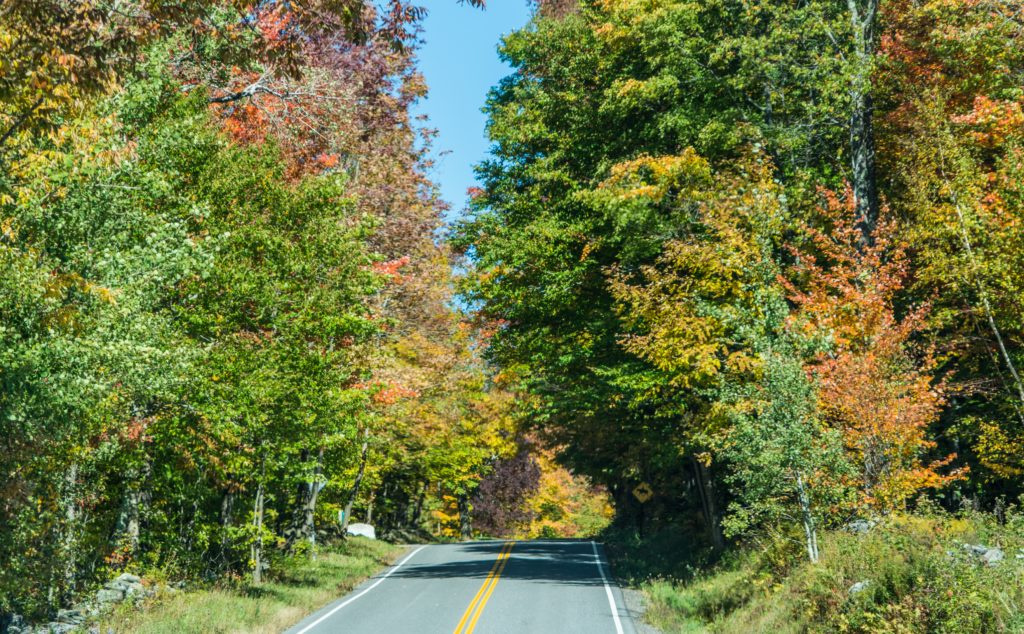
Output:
top-left (454, 0), bottom-right (1024, 629)
top-left (3, 0), bottom-right (1024, 631)
top-left (0, 0), bottom-right (611, 623)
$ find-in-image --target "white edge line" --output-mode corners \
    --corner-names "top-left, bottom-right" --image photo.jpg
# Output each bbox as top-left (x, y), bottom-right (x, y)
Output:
top-left (591, 540), bottom-right (625, 634)
top-left (294, 544), bottom-right (427, 634)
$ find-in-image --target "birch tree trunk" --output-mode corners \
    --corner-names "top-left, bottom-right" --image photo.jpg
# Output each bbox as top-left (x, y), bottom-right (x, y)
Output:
top-left (59, 462), bottom-right (80, 604)
top-left (342, 428), bottom-right (370, 532)
top-left (120, 460), bottom-right (150, 556)
top-left (952, 201), bottom-right (1024, 414)
top-left (219, 486), bottom-right (235, 567)
top-left (287, 447), bottom-right (325, 550)
top-left (796, 473), bottom-right (820, 563)
top-left (251, 458), bottom-right (266, 585)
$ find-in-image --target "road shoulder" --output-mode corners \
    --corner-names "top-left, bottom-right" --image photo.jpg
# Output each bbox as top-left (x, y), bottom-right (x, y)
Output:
top-left (620, 586), bottom-right (665, 634)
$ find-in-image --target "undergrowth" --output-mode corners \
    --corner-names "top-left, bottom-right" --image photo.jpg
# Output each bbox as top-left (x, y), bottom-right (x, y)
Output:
top-left (97, 537), bottom-right (402, 634)
top-left (605, 506), bottom-right (1024, 633)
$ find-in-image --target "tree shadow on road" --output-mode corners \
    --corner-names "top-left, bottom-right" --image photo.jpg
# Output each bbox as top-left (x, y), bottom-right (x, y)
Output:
top-left (390, 540), bottom-right (608, 587)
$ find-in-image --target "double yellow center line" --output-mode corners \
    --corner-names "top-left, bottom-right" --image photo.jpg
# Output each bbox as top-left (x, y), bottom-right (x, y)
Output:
top-left (452, 541), bottom-right (515, 634)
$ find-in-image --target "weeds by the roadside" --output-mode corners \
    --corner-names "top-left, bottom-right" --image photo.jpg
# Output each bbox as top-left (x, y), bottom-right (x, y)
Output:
top-left (97, 538), bottom-right (402, 634)
top-left (605, 506), bottom-right (1024, 633)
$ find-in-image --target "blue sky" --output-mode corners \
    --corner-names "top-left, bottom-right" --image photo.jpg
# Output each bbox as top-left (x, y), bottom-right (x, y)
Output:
top-left (413, 1), bottom-right (533, 222)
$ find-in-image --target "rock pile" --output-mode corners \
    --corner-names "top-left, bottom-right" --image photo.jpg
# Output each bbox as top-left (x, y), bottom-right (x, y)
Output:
top-left (3, 573), bottom-right (153, 634)
top-left (962, 543), bottom-right (1005, 566)
top-left (96, 573), bottom-right (145, 604)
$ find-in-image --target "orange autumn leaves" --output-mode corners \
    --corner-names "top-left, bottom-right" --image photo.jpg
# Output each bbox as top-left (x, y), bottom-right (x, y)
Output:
top-left (788, 189), bottom-right (966, 512)
top-left (606, 151), bottom-right (964, 515)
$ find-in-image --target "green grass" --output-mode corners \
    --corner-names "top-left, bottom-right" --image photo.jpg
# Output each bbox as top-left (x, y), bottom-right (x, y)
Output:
top-left (604, 510), bottom-right (1024, 633)
top-left (98, 538), bottom-right (403, 634)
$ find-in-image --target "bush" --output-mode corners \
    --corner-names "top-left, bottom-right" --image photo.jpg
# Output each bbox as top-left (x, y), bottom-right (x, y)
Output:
top-left (629, 509), bottom-right (1024, 633)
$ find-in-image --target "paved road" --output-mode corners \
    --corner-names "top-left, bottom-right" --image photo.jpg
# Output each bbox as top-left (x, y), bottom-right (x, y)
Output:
top-left (285, 540), bottom-right (637, 634)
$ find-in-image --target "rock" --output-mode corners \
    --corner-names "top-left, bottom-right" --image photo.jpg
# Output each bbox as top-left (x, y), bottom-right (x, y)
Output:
top-left (962, 543), bottom-right (1005, 566)
top-left (848, 580), bottom-right (871, 595)
top-left (43, 622), bottom-right (75, 633)
top-left (103, 578), bottom-right (142, 597)
top-left (982, 548), bottom-right (1004, 566)
top-left (95, 588), bottom-right (124, 604)
top-left (846, 519), bottom-right (876, 534)
top-left (3, 613), bottom-right (26, 634)
top-left (346, 523), bottom-right (376, 539)
top-left (55, 609), bottom-right (83, 625)
top-left (115, 573), bottom-right (141, 584)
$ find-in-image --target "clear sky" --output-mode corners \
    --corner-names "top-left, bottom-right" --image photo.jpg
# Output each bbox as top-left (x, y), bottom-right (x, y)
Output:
top-left (413, 1), bottom-right (533, 222)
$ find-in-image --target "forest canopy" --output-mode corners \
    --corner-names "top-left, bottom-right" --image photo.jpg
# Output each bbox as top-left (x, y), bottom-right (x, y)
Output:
top-left (455, 0), bottom-right (1024, 559)
top-left (0, 0), bottom-right (584, 621)
top-left (4, 0), bottom-right (1024, 629)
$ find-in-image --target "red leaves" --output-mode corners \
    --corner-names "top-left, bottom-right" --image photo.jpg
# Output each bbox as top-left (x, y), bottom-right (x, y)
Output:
top-left (256, 4), bottom-right (293, 48)
top-left (316, 153), bottom-right (340, 169)
top-left (788, 188), bottom-right (965, 511)
top-left (952, 96), bottom-right (1024, 148)
top-left (354, 379), bottom-right (421, 404)
top-left (371, 255), bottom-right (411, 282)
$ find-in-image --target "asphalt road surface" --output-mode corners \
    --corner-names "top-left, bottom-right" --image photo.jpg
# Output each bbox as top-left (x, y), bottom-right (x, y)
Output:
top-left (285, 540), bottom-right (637, 634)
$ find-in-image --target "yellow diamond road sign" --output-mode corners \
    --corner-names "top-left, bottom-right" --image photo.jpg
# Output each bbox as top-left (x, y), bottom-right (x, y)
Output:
top-left (632, 482), bottom-right (653, 504)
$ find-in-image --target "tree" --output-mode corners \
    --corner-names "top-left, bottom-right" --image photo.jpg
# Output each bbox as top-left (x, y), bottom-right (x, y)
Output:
top-left (471, 444), bottom-right (542, 537)
top-left (786, 189), bottom-right (965, 512)
top-left (878, 0), bottom-right (1024, 499)
top-left (721, 349), bottom-right (850, 564)
top-left (607, 152), bottom-right (851, 558)
top-left (0, 0), bottom-right (442, 154)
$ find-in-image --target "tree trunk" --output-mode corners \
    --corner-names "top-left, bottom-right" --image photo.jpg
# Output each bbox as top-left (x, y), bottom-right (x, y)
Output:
top-left (847, 0), bottom-right (880, 245)
top-left (251, 459), bottom-right (266, 585)
top-left (692, 457), bottom-right (726, 551)
top-left (219, 486), bottom-right (235, 566)
top-left (952, 201), bottom-right (1024, 416)
top-left (411, 481), bottom-right (426, 526)
top-left (457, 492), bottom-right (473, 540)
top-left (287, 447), bottom-right (324, 551)
top-left (120, 460), bottom-right (150, 556)
top-left (796, 472), bottom-right (819, 563)
top-left (342, 428), bottom-right (370, 532)
top-left (60, 462), bottom-right (79, 604)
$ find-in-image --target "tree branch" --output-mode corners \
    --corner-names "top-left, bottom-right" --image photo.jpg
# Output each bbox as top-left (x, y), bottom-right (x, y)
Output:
top-left (0, 96), bottom-right (46, 150)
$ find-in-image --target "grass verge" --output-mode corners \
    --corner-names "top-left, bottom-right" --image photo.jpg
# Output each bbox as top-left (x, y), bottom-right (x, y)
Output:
top-left (605, 507), bottom-right (1024, 633)
top-left (98, 537), bottom-right (403, 634)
